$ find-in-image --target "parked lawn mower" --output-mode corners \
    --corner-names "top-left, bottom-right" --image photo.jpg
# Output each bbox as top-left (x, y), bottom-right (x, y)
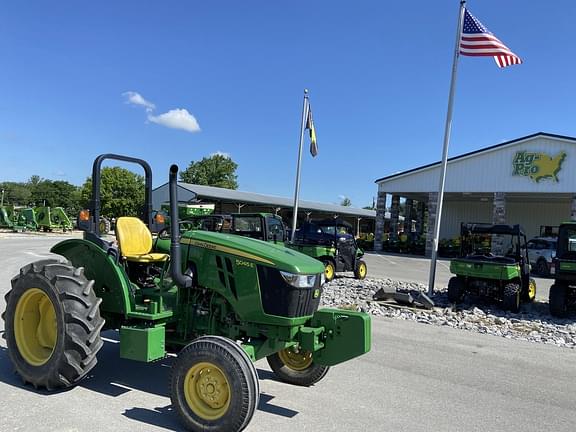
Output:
top-left (549, 222), bottom-right (576, 317)
top-left (448, 223), bottom-right (536, 312)
top-left (2, 154), bottom-right (371, 432)
top-left (287, 218), bottom-right (367, 282)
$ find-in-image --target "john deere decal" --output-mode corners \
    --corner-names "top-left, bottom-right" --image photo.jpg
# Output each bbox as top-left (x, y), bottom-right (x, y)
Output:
top-left (512, 151), bottom-right (566, 183)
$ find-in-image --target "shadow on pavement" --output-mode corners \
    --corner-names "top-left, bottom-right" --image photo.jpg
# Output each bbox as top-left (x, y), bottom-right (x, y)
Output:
top-left (0, 330), bottom-right (300, 430)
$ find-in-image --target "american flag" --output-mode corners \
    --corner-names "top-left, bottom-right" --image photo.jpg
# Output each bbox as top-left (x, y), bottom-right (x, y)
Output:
top-left (459, 8), bottom-right (522, 68)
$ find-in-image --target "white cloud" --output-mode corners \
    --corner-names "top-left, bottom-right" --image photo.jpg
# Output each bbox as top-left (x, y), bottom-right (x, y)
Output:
top-left (210, 151), bottom-right (230, 159)
top-left (123, 91), bottom-right (156, 112)
top-left (148, 109), bottom-right (201, 133)
top-left (338, 195), bottom-right (348, 200)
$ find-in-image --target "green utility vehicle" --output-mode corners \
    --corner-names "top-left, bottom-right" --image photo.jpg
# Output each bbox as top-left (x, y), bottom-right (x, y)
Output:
top-left (287, 219), bottom-right (367, 282)
top-left (448, 223), bottom-right (536, 312)
top-left (2, 154), bottom-right (371, 432)
top-left (549, 222), bottom-right (576, 317)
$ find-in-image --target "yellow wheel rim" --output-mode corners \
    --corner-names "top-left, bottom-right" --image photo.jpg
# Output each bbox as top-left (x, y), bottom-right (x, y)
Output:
top-left (358, 263), bottom-right (367, 278)
top-left (184, 362), bottom-right (231, 421)
top-left (528, 280), bottom-right (536, 300)
top-left (278, 346), bottom-right (313, 371)
top-left (14, 288), bottom-right (57, 366)
top-left (324, 263), bottom-right (334, 280)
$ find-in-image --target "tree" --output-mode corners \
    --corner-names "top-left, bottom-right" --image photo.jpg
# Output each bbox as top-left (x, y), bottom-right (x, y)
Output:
top-left (180, 154), bottom-right (238, 189)
top-left (80, 167), bottom-right (144, 218)
top-left (29, 178), bottom-right (79, 211)
top-left (340, 197), bottom-right (352, 207)
top-left (0, 182), bottom-right (31, 205)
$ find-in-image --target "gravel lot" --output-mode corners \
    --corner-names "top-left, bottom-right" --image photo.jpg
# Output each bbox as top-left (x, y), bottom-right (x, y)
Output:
top-left (322, 276), bottom-right (576, 349)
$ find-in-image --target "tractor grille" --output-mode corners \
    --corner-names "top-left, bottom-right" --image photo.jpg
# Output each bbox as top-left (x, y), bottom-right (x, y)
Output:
top-left (256, 266), bottom-right (322, 318)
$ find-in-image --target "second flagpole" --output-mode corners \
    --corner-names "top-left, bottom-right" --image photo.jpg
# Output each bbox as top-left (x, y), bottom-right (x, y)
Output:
top-left (290, 89), bottom-right (310, 242)
top-left (427, 0), bottom-right (466, 296)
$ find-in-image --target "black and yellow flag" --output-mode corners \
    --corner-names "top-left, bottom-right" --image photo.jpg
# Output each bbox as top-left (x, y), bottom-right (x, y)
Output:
top-left (306, 105), bottom-right (318, 157)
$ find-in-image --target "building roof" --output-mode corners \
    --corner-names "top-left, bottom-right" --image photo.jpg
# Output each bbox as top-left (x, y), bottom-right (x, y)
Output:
top-left (374, 132), bottom-right (576, 184)
top-left (153, 182), bottom-right (376, 218)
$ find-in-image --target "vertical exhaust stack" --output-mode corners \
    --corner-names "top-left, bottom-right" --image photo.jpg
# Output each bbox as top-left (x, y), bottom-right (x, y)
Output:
top-left (169, 164), bottom-right (193, 288)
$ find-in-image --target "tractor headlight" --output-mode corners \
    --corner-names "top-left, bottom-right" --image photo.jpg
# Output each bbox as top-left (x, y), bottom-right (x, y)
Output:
top-left (280, 271), bottom-right (317, 288)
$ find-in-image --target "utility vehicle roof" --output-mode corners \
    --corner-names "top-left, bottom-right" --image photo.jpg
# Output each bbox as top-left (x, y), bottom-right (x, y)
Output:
top-left (312, 218), bottom-right (353, 228)
top-left (460, 223), bottom-right (524, 236)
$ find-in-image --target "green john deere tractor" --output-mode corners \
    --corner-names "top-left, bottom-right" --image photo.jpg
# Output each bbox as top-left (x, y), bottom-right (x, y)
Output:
top-left (2, 154), bottom-right (371, 432)
top-left (448, 223), bottom-right (536, 312)
top-left (287, 218), bottom-right (367, 282)
top-left (549, 222), bottom-right (576, 317)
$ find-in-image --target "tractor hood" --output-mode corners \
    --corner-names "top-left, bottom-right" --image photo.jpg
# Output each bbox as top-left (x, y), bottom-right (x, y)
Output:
top-left (180, 230), bottom-right (325, 275)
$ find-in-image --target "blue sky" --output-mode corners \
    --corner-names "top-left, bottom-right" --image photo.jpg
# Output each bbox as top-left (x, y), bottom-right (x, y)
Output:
top-left (1, 1), bottom-right (574, 209)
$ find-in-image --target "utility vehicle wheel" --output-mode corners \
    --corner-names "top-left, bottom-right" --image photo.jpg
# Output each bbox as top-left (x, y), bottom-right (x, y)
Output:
top-left (447, 277), bottom-right (465, 303)
top-left (523, 278), bottom-right (537, 303)
top-left (2, 259), bottom-right (104, 390)
top-left (536, 259), bottom-right (549, 276)
top-left (266, 346), bottom-right (330, 387)
top-left (502, 282), bottom-right (521, 313)
top-left (354, 260), bottom-right (368, 280)
top-left (549, 283), bottom-right (568, 317)
top-left (171, 336), bottom-right (259, 432)
top-left (323, 260), bottom-right (335, 282)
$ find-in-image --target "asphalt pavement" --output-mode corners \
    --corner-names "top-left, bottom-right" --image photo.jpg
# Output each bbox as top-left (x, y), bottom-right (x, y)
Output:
top-left (0, 233), bottom-right (574, 432)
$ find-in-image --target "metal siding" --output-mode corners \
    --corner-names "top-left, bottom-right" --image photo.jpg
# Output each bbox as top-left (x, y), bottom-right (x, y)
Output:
top-left (378, 137), bottom-right (576, 193)
top-left (507, 201), bottom-right (570, 239)
top-left (440, 201), bottom-right (492, 239)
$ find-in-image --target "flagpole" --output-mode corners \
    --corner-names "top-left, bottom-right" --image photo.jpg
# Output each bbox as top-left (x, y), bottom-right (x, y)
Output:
top-left (290, 89), bottom-right (310, 242)
top-left (428, 0), bottom-right (466, 296)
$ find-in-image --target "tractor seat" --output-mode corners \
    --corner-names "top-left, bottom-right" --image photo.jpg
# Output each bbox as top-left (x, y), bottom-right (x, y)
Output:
top-left (115, 217), bottom-right (169, 263)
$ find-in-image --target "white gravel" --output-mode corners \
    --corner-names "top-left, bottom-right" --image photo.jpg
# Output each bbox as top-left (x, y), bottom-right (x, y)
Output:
top-left (321, 275), bottom-right (576, 349)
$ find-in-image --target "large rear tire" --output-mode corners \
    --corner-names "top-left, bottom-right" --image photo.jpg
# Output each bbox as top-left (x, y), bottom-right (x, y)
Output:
top-left (549, 283), bottom-right (568, 317)
top-left (502, 282), bottom-right (521, 313)
top-left (2, 259), bottom-right (104, 390)
top-left (267, 346), bottom-right (330, 387)
top-left (171, 336), bottom-right (259, 432)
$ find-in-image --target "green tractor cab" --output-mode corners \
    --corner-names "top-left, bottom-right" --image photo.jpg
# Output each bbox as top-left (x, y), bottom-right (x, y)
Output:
top-left (287, 218), bottom-right (367, 282)
top-left (2, 154), bottom-right (371, 432)
top-left (549, 222), bottom-right (576, 317)
top-left (448, 223), bottom-right (536, 312)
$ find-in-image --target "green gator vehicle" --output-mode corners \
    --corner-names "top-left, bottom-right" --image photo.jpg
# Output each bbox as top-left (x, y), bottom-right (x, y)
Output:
top-left (2, 154), bottom-right (371, 432)
top-left (288, 219), bottom-right (367, 282)
top-left (549, 222), bottom-right (576, 317)
top-left (448, 223), bottom-right (536, 312)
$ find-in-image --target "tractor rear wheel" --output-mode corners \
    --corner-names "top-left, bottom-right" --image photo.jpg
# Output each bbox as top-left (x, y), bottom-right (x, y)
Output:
top-left (354, 260), bottom-right (368, 280)
top-left (171, 336), bottom-right (259, 432)
top-left (447, 277), bottom-right (465, 303)
top-left (267, 346), bottom-right (330, 387)
top-left (323, 260), bottom-right (335, 282)
top-left (549, 283), bottom-right (568, 317)
top-left (523, 278), bottom-right (537, 303)
top-left (2, 259), bottom-right (104, 390)
top-left (502, 282), bottom-right (521, 312)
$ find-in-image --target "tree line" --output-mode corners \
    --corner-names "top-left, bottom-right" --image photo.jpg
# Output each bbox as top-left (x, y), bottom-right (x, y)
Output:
top-left (0, 154), bottom-right (239, 219)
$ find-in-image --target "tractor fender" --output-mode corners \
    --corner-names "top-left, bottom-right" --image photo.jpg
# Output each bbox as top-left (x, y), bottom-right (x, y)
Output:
top-left (51, 239), bottom-right (134, 318)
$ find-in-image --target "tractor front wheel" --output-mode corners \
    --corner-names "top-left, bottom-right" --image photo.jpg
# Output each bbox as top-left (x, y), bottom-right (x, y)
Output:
top-left (502, 282), bottom-right (521, 312)
top-left (2, 259), bottom-right (104, 390)
top-left (354, 260), bottom-right (368, 280)
top-left (267, 346), bottom-right (330, 387)
top-left (549, 283), bottom-right (568, 317)
top-left (171, 336), bottom-right (259, 432)
top-left (323, 260), bottom-right (335, 282)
